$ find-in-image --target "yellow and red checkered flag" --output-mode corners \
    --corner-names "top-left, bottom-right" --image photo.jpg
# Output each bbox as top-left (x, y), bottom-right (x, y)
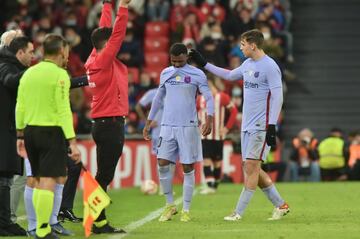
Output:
top-left (82, 167), bottom-right (111, 237)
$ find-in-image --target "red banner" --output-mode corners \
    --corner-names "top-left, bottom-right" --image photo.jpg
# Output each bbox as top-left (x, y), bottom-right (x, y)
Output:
top-left (77, 140), bottom-right (245, 189)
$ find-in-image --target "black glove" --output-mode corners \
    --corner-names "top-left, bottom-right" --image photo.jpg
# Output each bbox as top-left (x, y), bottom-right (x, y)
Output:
top-left (266, 124), bottom-right (277, 147)
top-left (70, 75), bottom-right (89, 89)
top-left (188, 49), bottom-right (207, 67)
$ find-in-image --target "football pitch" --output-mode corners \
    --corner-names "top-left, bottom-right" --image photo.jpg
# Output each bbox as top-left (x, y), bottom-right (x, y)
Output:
top-left (16, 182), bottom-right (360, 239)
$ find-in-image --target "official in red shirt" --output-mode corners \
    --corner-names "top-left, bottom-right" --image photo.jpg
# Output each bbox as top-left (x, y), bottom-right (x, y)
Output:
top-left (84, 0), bottom-right (131, 234)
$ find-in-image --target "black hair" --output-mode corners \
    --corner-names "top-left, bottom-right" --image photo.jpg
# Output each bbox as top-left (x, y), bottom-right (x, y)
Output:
top-left (330, 127), bottom-right (343, 134)
top-left (43, 34), bottom-right (68, 55)
top-left (169, 43), bottom-right (188, 56)
top-left (8, 36), bottom-right (32, 54)
top-left (91, 27), bottom-right (112, 50)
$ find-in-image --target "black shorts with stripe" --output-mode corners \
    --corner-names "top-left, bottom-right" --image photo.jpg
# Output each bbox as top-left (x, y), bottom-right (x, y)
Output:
top-left (202, 139), bottom-right (224, 161)
top-left (24, 126), bottom-right (67, 177)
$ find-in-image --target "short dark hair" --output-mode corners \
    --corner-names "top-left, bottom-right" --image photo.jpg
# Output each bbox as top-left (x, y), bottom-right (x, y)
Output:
top-left (43, 34), bottom-right (68, 55)
top-left (170, 43), bottom-right (187, 56)
top-left (241, 29), bottom-right (264, 49)
top-left (8, 36), bottom-right (32, 54)
top-left (330, 127), bottom-right (343, 134)
top-left (91, 27), bottom-right (112, 50)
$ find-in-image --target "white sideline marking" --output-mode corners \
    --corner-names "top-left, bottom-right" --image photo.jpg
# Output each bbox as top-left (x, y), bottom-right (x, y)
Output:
top-left (108, 188), bottom-right (199, 239)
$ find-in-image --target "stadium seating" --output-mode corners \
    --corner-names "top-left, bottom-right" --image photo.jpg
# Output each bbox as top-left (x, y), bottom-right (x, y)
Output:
top-left (143, 66), bottom-right (164, 84)
top-left (128, 67), bottom-right (140, 83)
top-left (144, 52), bottom-right (169, 68)
top-left (145, 21), bottom-right (170, 38)
top-left (144, 37), bottom-right (169, 53)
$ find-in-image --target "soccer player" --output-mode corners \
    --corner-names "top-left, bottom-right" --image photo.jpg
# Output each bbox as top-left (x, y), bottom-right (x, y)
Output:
top-left (85, 0), bottom-right (131, 234)
top-left (143, 43), bottom-right (214, 222)
top-left (198, 78), bottom-right (238, 194)
top-left (16, 34), bottom-right (81, 239)
top-left (136, 88), bottom-right (163, 154)
top-left (189, 29), bottom-right (290, 221)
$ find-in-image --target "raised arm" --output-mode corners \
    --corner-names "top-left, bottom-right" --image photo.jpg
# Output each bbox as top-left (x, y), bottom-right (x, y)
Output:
top-left (99, 0), bottom-right (113, 27)
top-left (96, 0), bottom-right (130, 68)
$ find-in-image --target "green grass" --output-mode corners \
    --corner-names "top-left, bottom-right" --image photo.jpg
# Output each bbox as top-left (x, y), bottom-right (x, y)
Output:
top-left (15, 183), bottom-right (360, 239)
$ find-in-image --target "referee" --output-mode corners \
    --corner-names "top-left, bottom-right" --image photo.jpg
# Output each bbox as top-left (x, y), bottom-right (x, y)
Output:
top-left (16, 34), bottom-right (81, 239)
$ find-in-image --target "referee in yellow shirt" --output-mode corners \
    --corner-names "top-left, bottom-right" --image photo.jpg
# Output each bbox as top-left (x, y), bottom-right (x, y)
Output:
top-left (15, 34), bottom-right (81, 239)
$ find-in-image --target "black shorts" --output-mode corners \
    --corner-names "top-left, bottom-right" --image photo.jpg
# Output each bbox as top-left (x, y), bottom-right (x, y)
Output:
top-left (24, 126), bottom-right (67, 177)
top-left (202, 139), bottom-right (224, 161)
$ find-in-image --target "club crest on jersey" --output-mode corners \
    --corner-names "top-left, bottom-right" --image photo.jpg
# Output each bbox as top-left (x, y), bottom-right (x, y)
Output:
top-left (175, 75), bottom-right (181, 81)
top-left (254, 71), bottom-right (259, 78)
top-left (248, 70), bottom-right (254, 76)
top-left (184, 76), bottom-right (191, 83)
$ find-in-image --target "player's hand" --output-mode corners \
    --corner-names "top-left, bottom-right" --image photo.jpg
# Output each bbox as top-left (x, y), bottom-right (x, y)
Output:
top-left (201, 115), bottom-right (213, 136)
top-left (188, 49), bottom-right (207, 67)
top-left (68, 141), bottom-right (81, 164)
top-left (265, 124), bottom-right (277, 147)
top-left (16, 139), bottom-right (27, 158)
top-left (220, 127), bottom-right (229, 138)
top-left (143, 124), bottom-right (151, 140)
top-left (119, 0), bottom-right (131, 6)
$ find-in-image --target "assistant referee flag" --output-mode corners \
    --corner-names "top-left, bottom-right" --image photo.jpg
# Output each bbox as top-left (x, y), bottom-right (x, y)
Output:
top-left (82, 168), bottom-right (111, 237)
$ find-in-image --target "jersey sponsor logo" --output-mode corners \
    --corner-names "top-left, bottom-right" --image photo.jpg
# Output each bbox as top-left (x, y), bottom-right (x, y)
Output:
top-left (184, 76), bottom-right (191, 83)
top-left (167, 80), bottom-right (184, 85)
top-left (244, 80), bottom-right (259, 89)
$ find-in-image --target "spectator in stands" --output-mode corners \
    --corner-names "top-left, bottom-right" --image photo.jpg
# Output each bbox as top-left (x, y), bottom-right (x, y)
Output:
top-left (348, 131), bottom-right (360, 180)
top-left (199, 14), bottom-right (218, 39)
top-left (64, 27), bottom-right (86, 77)
top-left (86, 1), bottom-right (105, 30)
top-left (170, 0), bottom-right (199, 34)
top-left (117, 28), bottom-right (143, 67)
top-left (197, 37), bottom-right (227, 67)
top-left (129, 0), bottom-right (145, 16)
top-left (127, 7), bottom-right (145, 40)
top-left (290, 128), bottom-right (320, 182)
top-left (182, 12), bottom-right (201, 43)
top-left (258, 23), bottom-right (284, 62)
top-left (146, 0), bottom-right (170, 21)
top-left (257, 0), bottom-right (293, 63)
top-left (198, 0), bottom-right (226, 24)
top-left (222, 4), bottom-right (255, 43)
top-left (318, 128), bottom-right (348, 181)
